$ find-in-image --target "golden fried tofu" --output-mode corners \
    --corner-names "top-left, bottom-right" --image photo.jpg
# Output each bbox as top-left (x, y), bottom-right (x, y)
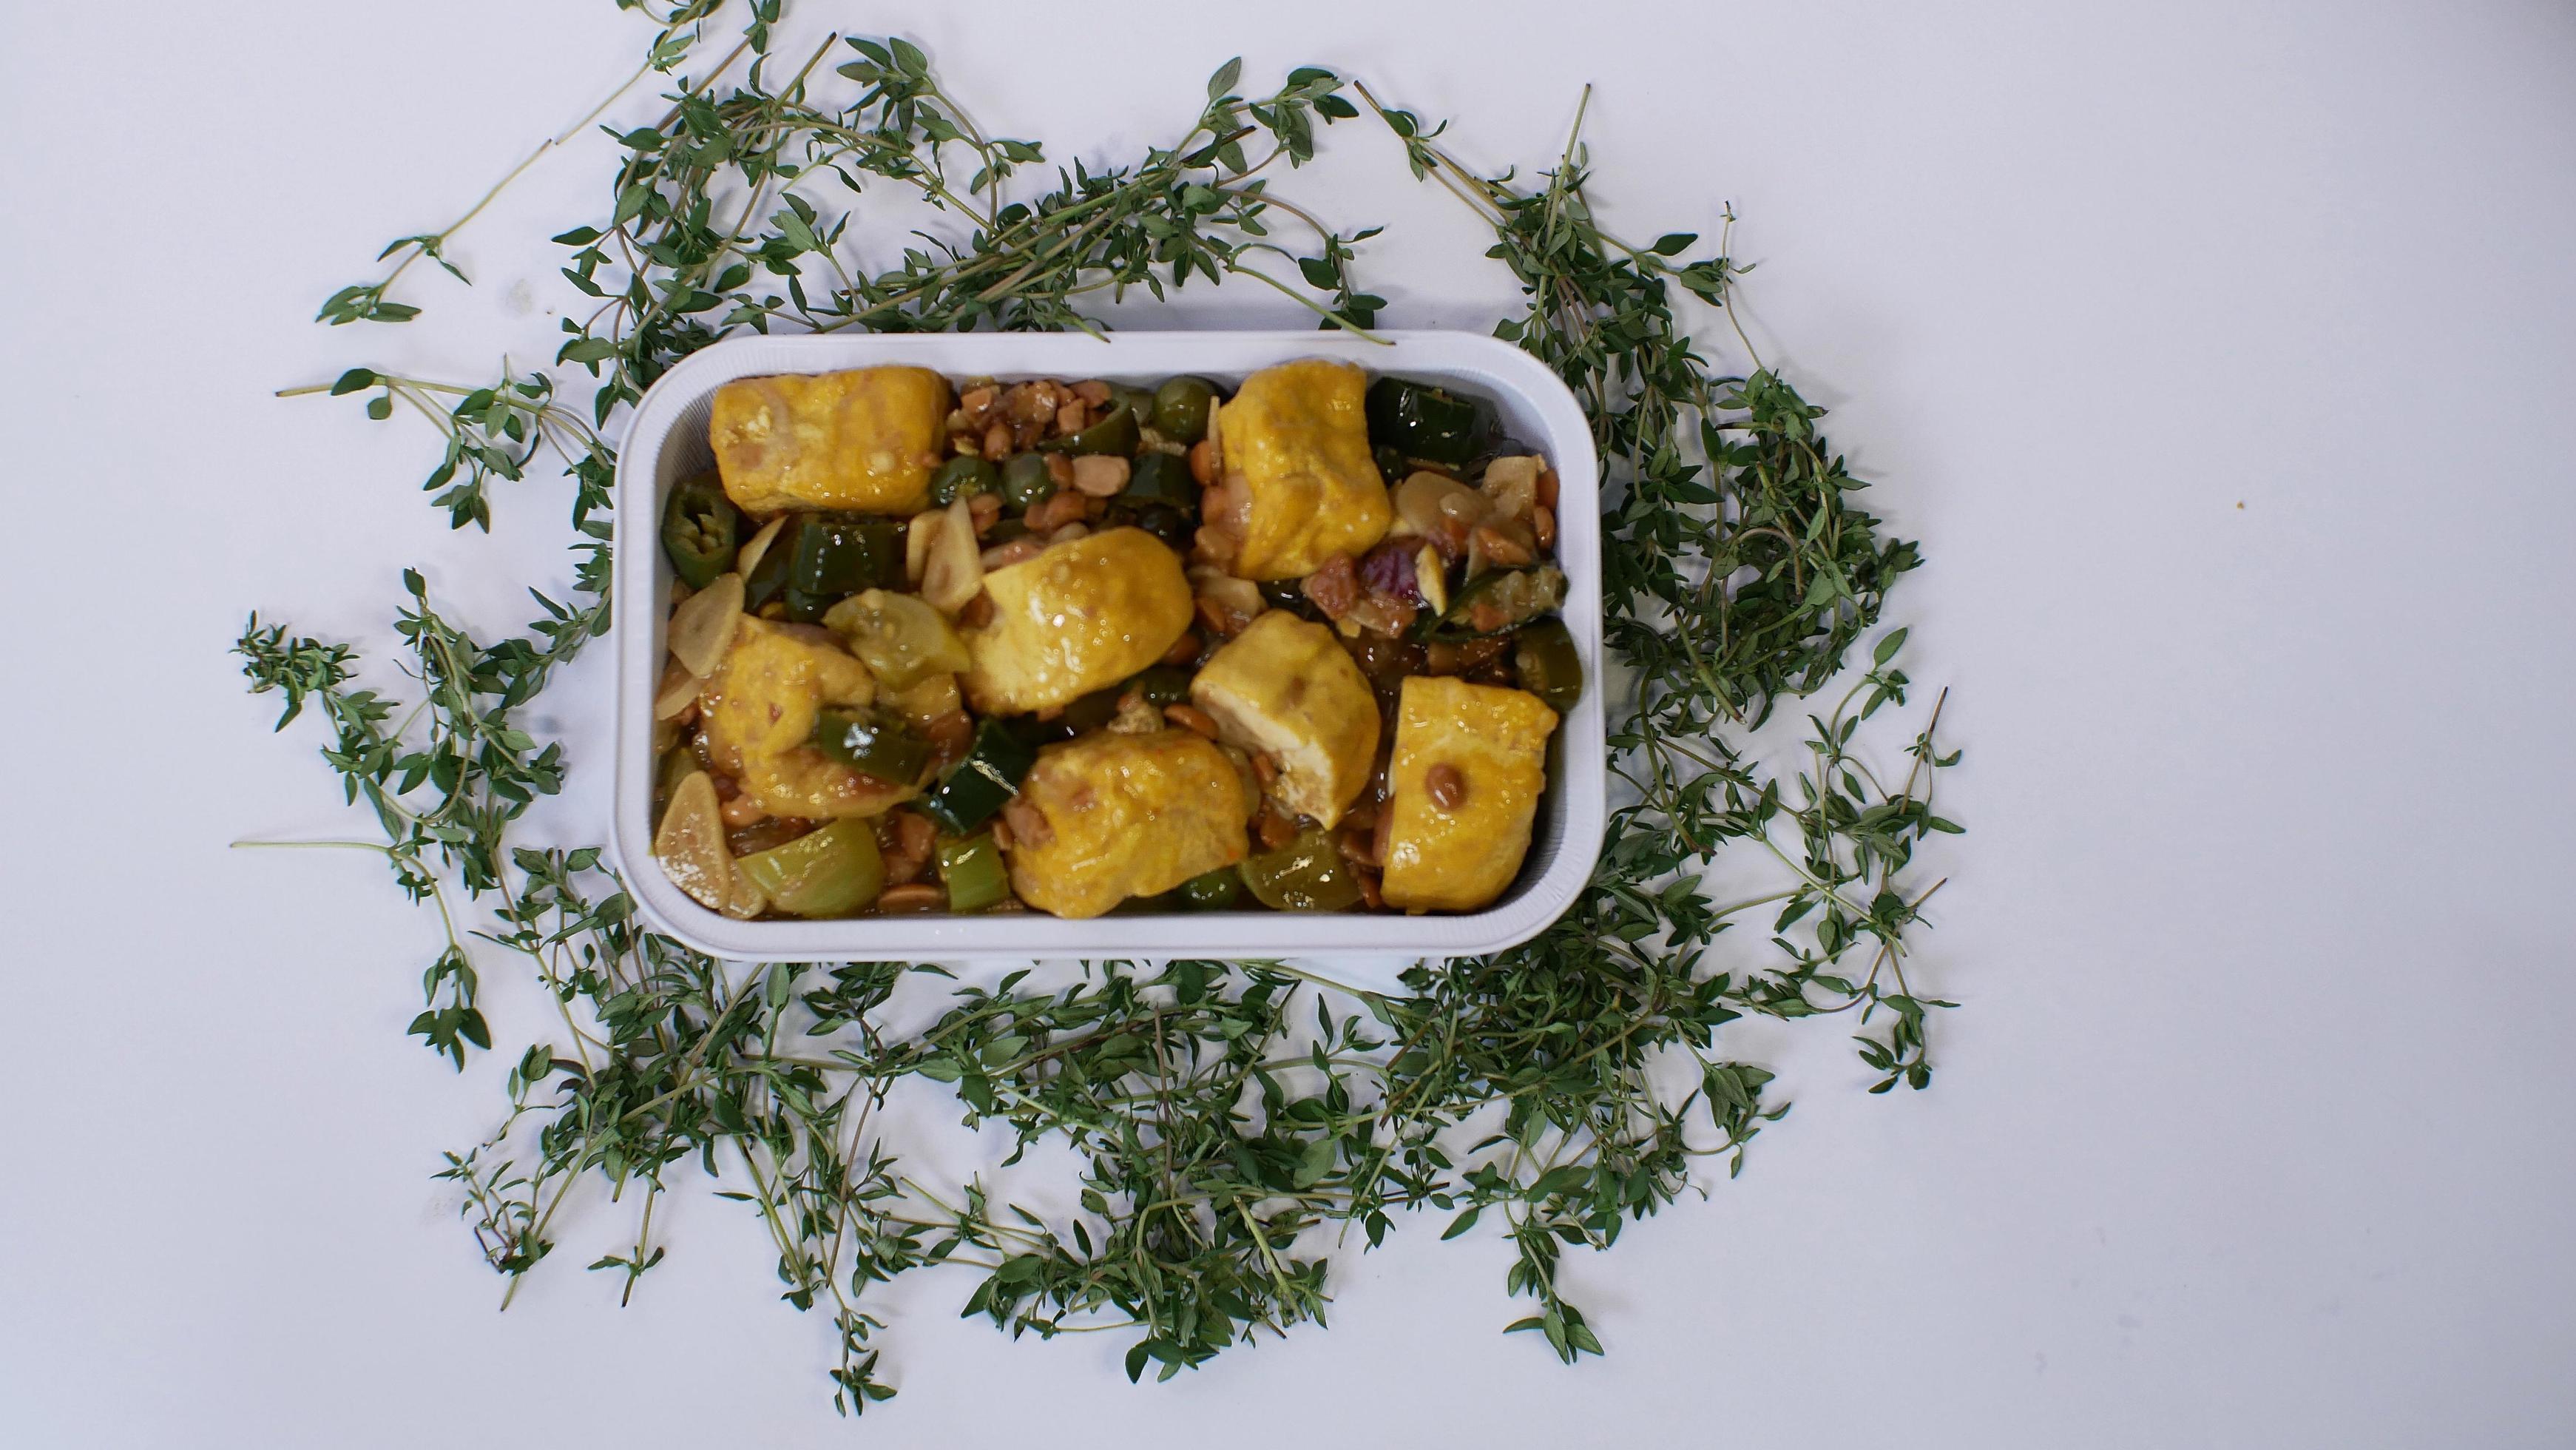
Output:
top-left (1380, 676), bottom-right (1559, 913)
top-left (698, 616), bottom-right (913, 819)
top-left (709, 365), bottom-right (950, 516)
top-left (1216, 358), bottom-right (1391, 580)
top-left (961, 527), bottom-right (1193, 715)
top-left (1189, 610), bottom-right (1380, 828)
top-left (1007, 729), bottom-right (1251, 918)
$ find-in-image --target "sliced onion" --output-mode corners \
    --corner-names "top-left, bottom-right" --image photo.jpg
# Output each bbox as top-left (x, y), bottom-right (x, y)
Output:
top-left (666, 570), bottom-right (743, 678)
top-left (653, 658), bottom-right (703, 721)
top-left (652, 771), bottom-right (735, 911)
top-left (919, 498), bottom-right (984, 614)
top-left (734, 515), bottom-right (785, 578)
top-left (905, 507), bottom-right (942, 583)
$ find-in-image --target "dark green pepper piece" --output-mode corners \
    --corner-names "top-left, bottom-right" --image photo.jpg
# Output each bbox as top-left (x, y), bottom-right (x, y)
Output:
top-left (1001, 452), bottom-right (1055, 509)
top-left (1259, 579), bottom-right (1324, 620)
top-left (741, 513), bottom-right (799, 613)
top-left (1109, 384), bottom-right (1160, 430)
top-left (915, 719), bottom-right (1038, 834)
top-left (1424, 564), bottom-right (1569, 640)
top-left (1372, 443), bottom-right (1408, 484)
top-left (1512, 617), bottom-right (1583, 713)
top-left (1152, 377), bottom-right (1217, 445)
top-left (660, 471), bottom-right (741, 589)
top-left (811, 708), bottom-right (933, 786)
top-left (1365, 376), bottom-right (1495, 468)
top-left (1060, 687), bottom-right (1123, 735)
top-left (1130, 505), bottom-right (1193, 552)
top-left (1178, 864), bottom-right (1243, 911)
top-left (1122, 451), bottom-right (1197, 508)
top-left (1041, 406), bottom-right (1137, 457)
top-left (788, 514), bottom-right (904, 598)
top-left (1123, 664), bottom-right (1194, 705)
top-left (930, 455), bottom-right (1000, 505)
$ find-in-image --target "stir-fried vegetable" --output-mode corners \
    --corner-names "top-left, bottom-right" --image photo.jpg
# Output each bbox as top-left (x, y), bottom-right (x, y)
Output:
top-left (915, 718), bottom-right (1038, 834)
top-left (660, 471), bottom-right (741, 588)
top-left (736, 819), bottom-right (885, 917)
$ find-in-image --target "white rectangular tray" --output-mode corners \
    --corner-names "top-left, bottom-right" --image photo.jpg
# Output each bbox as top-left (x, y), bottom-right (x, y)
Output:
top-left (611, 330), bottom-right (1604, 965)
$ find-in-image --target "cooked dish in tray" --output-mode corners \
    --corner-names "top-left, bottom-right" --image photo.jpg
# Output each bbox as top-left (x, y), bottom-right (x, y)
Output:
top-left (649, 357), bottom-right (1580, 920)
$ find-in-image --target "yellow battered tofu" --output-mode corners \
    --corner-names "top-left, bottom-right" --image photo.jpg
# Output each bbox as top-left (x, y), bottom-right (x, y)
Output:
top-left (708, 365), bottom-right (950, 516)
top-left (1188, 610), bottom-right (1379, 829)
top-left (1380, 676), bottom-right (1559, 913)
top-left (697, 616), bottom-right (914, 819)
top-left (961, 527), bottom-right (1193, 715)
top-left (1007, 730), bottom-right (1251, 918)
top-left (1216, 358), bottom-right (1391, 579)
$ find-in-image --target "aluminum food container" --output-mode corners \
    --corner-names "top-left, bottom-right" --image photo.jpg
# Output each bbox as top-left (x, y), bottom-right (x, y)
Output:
top-left (612, 331), bottom-right (1604, 968)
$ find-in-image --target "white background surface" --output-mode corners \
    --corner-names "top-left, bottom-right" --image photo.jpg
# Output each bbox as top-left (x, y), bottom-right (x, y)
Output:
top-left (3, 1), bottom-right (2572, 1446)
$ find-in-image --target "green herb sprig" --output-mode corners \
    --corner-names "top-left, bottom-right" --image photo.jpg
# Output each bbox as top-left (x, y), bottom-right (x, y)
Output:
top-left (241, 8), bottom-right (1963, 1418)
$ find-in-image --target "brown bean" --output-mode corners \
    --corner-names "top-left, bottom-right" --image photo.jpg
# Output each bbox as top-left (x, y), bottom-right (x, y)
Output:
top-left (1532, 505), bottom-right (1556, 550)
top-left (1160, 630), bottom-right (1203, 667)
top-left (1250, 752), bottom-right (1279, 789)
top-left (981, 419), bottom-right (1012, 460)
top-left (1425, 762), bottom-right (1468, 812)
top-left (1254, 805), bottom-right (1298, 851)
top-left (1535, 465), bottom-right (1560, 510)
top-left (960, 385), bottom-right (998, 420)
top-left (1072, 379), bottom-right (1112, 406)
top-left (1070, 454), bottom-right (1130, 497)
top-left (880, 809), bottom-right (937, 885)
top-left (1164, 703), bottom-right (1220, 740)
top-left (1355, 867), bottom-right (1384, 910)
top-left (1045, 453), bottom-right (1075, 489)
top-left (1054, 397), bottom-right (1089, 436)
top-left (968, 492), bottom-right (1004, 535)
top-left (1188, 439), bottom-right (1217, 487)
top-left (719, 792), bottom-right (768, 827)
top-left (876, 883), bottom-right (946, 913)
top-left (1473, 525), bottom-right (1534, 568)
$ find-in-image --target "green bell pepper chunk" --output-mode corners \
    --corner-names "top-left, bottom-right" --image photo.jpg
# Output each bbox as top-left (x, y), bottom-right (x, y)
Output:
top-left (1152, 377), bottom-right (1217, 445)
top-left (1122, 451), bottom-right (1197, 508)
top-left (916, 719), bottom-right (1038, 834)
top-left (1179, 864), bottom-right (1243, 911)
top-left (1424, 564), bottom-right (1569, 640)
top-left (660, 471), bottom-right (741, 589)
top-left (1365, 376), bottom-right (1495, 468)
top-left (1122, 664), bottom-right (1194, 705)
top-left (937, 833), bottom-right (1010, 913)
top-left (736, 820), bottom-right (885, 917)
top-left (1108, 383), bottom-right (1160, 431)
top-left (930, 455), bottom-right (1001, 505)
top-left (1512, 617), bottom-right (1583, 714)
top-left (1041, 405), bottom-right (1138, 457)
top-left (1001, 453), bottom-right (1055, 510)
top-left (1240, 827), bottom-right (1362, 911)
top-left (810, 708), bottom-right (933, 786)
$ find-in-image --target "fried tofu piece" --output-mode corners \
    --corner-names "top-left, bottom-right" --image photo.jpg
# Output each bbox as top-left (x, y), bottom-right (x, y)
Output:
top-left (698, 616), bottom-right (914, 819)
top-left (709, 365), bottom-right (951, 516)
top-left (961, 527), bottom-right (1193, 715)
top-left (1006, 729), bottom-right (1252, 918)
top-left (1380, 676), bottom-right (1559, 913)
top-left (1188, 610), bottom-right (1380, 829)
top-left (1216, 358), bottom-right (1391, 580)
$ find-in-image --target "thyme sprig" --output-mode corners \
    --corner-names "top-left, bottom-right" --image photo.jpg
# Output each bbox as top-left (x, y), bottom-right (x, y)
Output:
top-left (243, 10), bottom-right (1964, 1419)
